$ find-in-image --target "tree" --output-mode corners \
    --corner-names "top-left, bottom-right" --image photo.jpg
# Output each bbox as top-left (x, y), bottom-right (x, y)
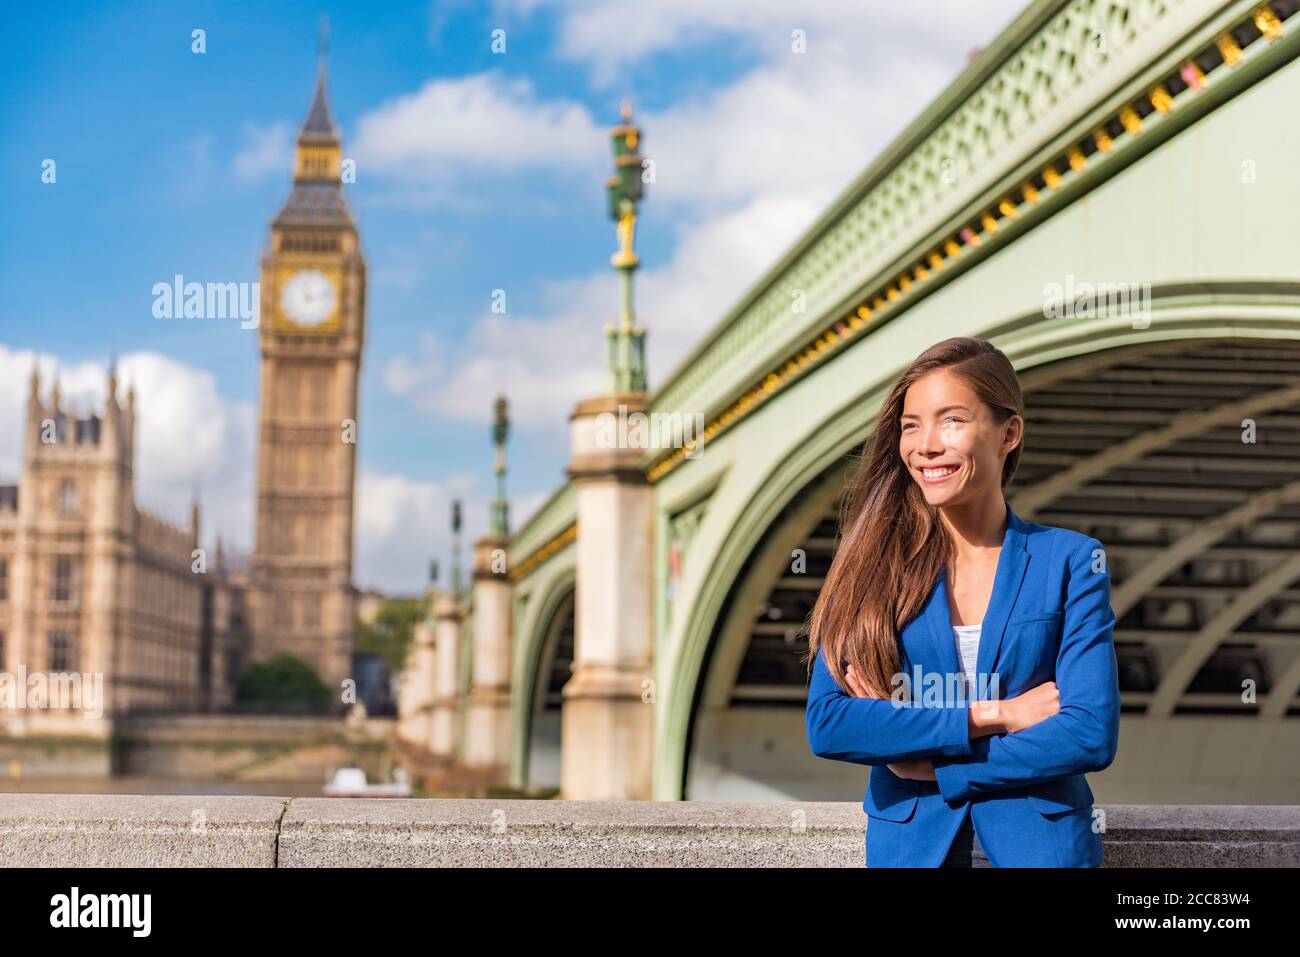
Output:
top-left (354, 597), bottom-right (423, 674)
top-left (234, 654), bottom-right (332, 714)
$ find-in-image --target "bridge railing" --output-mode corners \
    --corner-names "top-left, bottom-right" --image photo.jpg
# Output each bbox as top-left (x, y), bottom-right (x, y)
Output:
top-left (1, 795), bottom-right (1295, 866)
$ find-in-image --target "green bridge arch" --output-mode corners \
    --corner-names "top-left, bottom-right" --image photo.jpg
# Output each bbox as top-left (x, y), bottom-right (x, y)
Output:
top-left (499, 0), bottom-right (1300, 801)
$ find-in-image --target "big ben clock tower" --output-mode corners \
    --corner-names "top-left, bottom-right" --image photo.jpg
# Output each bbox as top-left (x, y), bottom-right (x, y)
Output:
top-left (250, 38), bottom-right (364, 697)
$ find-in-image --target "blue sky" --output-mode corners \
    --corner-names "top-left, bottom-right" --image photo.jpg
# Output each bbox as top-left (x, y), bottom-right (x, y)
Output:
top-left (0, 0), bottom-right (1024, 592)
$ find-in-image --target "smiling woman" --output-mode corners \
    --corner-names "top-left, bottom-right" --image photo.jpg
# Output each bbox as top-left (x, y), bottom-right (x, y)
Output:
top-left (804, 336), bottom-right (1120, 868)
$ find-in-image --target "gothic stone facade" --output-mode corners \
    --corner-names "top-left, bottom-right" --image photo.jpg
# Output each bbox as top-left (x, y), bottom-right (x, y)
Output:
top-left (0, 369), bottom-right (248, 733)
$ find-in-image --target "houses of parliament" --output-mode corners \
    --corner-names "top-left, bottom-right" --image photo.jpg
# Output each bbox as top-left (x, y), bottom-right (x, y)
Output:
top-left (0, 61), bottom-right (364, 732)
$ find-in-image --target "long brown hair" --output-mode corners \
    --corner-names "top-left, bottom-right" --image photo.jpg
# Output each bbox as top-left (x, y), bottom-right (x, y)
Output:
top-left (806, 337), bottom-right (1024, 696)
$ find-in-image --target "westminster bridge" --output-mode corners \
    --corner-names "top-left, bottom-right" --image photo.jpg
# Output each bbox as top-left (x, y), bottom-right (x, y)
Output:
top-left (396, 0), bottom-right (1300, 809)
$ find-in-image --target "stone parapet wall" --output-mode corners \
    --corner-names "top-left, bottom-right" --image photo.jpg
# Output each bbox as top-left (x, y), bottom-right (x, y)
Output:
top-left (0, 796), bottom-right (1295, 867)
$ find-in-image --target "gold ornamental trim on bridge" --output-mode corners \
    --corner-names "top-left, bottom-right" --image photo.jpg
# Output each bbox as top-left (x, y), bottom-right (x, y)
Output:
top-left (509, 522), bottom-right (577, 582)
top-left (642, 3), bottom-right (1291, 485)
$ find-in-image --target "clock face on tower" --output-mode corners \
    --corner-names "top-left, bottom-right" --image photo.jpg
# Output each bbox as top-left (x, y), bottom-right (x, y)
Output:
top-left (279, 268), bottom-right (339, 329)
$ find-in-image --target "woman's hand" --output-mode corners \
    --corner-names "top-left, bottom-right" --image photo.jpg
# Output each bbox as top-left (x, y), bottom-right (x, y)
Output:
top-left (843, 664), bottom-right (882, 700)
top-left (998, 680), bottom-right (1060, 733)
top-left (965, 681), bottom-right (1061, 734)
top-left (844, 665), bottom-right (937, 782)
top-left (887, 757), bottom-right (937, 781)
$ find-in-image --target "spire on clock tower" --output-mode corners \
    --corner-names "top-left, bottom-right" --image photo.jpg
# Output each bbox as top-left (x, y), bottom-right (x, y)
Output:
top-left (275, 18), bottom-right (352, 228)
top-left (302, 18), bottom-right (337, 140)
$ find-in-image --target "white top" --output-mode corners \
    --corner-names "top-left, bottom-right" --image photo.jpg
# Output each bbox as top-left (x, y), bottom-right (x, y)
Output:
top-left (952, 623), bottom-right (982, 701)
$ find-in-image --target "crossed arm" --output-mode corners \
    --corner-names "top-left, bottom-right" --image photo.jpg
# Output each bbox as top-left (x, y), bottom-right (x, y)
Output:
top-left (806, 536), bottom-right (1121, 804)
top-left (804, 645), bottom-right (978, 765)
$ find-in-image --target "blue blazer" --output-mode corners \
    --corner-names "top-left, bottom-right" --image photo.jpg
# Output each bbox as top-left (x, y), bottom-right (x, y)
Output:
top-left (806, 501), bottom-right (1120, 867)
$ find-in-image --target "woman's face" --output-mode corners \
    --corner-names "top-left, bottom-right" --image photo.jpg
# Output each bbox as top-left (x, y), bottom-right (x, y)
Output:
top-left (898, 369), bottom-right (1020, 508)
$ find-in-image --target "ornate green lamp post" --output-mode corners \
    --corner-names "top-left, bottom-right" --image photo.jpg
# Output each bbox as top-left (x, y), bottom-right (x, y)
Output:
top-left (605, 101), bottom-right (647, 393)
top-left (450, 500), bottom-right (463, 595)
top-left (489, 394), bottom-right (510, 537)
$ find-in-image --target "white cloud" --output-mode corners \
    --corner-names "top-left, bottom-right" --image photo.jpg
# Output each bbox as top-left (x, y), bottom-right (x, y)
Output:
top-left (352, 72), bottom-right (603, 182)
top-left (0, 345), bottom-right (550, 594)
top-left (355, 471), bottom-right (467, 592)
top-left (0, 345), bottom-right (549, 594)
top-left (233, 121), bottom-right (293, 181)
top-left (383, 332), bottom-right (446, 397)
top-left (383, 308), bottom-right (607, 429)
top-left (511, 0), bottom-right (1021, 82)
top-left (354, 469), bottom-right (549, 593)
top-left (0, 346), bottom-right (256, 550)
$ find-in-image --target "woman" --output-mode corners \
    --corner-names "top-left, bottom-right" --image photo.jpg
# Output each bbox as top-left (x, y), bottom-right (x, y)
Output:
top-left (804, 337), bottom-right (1120, 867)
